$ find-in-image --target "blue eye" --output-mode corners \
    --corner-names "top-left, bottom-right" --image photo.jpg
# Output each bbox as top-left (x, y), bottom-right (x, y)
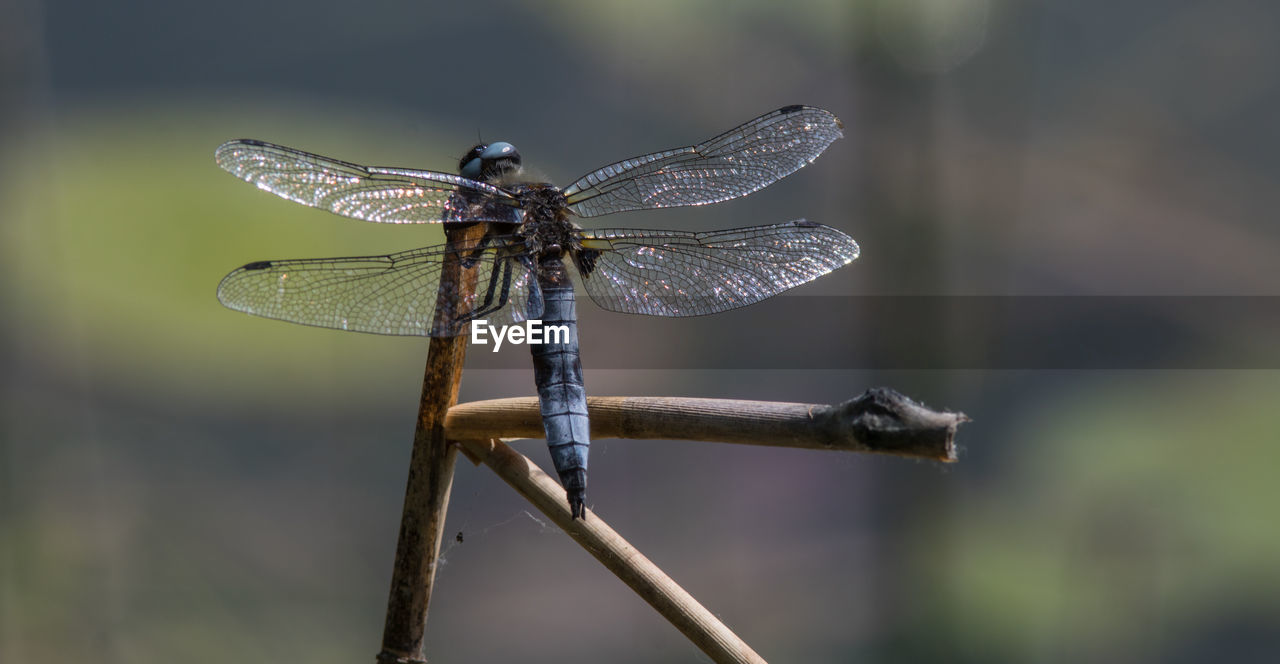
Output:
top-left (460, 157), bottom-right (482, 180)
top-left (482, 142), bottom-right (517, 159)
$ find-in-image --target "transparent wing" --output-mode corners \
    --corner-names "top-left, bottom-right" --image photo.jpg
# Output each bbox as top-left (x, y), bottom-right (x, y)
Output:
top-left (216, 234), bottom-right (537, 337)
top-left (577, 221), bottom-right (859, 316)
top-left (562, 106), bottom-right (843, 217)
top-left (215, 139), bottom-right (518, 224)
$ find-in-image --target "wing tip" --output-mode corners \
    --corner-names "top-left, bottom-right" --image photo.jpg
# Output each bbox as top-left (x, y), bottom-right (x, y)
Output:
top-left (788, 219), bottom-right (860, 263)
top-left (215, 138), bottom-right (266, 156)
top-left (214, 139), bottom-right (271, 175)
top-left (845, 239), bottom-right (862, 263)
top-left (777, 104), bottom-right (844, 132)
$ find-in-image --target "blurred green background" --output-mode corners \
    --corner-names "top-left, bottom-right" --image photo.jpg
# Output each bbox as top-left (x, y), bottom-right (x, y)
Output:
top-left (3, 0), bottom-right (1279, 662)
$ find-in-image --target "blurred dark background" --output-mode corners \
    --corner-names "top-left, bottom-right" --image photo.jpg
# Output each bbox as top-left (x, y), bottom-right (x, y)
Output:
top-left (3, 1), bottom-right (1278, 662)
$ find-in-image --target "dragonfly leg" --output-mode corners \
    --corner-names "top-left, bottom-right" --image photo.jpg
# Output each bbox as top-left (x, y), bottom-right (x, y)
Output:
top-left (457, 231), bottom-right (495, 269)
top-left (463, 252), bottom-right (513, 321)
top-left (474, 251), bottom-right (508, 315)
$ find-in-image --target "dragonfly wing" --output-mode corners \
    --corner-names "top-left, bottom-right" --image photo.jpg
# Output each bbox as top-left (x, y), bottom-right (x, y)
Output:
top-left (562, 106), bottom-right (842, 217)
top-left (577, 221), bottom-right (859, 316)
top-left (216, 234), bottom-right (536, 337)
top-left (215, 139), bottom-right (518, 224)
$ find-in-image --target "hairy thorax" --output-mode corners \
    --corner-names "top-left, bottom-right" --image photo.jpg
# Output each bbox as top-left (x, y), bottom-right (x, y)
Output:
top-left (510, 183), bottom-right (582, 260)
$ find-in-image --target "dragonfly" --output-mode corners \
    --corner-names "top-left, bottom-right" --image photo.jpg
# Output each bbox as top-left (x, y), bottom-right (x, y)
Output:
top-left (215, 105), bottom-right (859, 518)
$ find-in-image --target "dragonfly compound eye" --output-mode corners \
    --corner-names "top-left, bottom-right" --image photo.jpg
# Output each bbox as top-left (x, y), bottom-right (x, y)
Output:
top-left (458, 142), bottom-right (520, 181)
top-left (458, 143), bottom-right (488, 180)
top-left (481, 141), bottom-right (521, 179)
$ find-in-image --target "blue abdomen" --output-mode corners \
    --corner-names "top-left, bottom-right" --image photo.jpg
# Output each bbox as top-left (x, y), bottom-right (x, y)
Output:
top-left (529, 259), bottom-right (589, 518)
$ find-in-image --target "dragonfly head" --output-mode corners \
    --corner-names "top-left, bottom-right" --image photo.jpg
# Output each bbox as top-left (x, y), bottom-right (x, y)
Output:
top-left (459, 141), bottom-right (522, 182)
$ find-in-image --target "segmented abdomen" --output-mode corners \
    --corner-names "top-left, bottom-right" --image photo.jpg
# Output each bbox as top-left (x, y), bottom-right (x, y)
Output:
top-left (529, 259), bottom-right (590, 518)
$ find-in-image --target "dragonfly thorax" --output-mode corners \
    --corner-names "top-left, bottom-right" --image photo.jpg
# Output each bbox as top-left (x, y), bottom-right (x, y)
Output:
top-left (510, 183), bottom-right (580, 260)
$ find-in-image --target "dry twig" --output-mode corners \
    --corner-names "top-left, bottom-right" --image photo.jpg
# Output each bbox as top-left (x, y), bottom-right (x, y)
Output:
top-left (457, 436), bottom-right (769, 664)
top-left (438, 387), bottom-right (964, 664)
top-left (378, 223), bottom-right (487, 664)
top-left (447, 389), bottom-right (963, 462)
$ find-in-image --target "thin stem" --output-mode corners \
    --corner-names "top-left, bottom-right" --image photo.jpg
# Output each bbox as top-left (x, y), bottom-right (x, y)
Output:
top-left (447, 388), bottom-right (964, 462)
top-left (445, 387), bottom-right (964, 663)
top-left (456, 437), bottom-right (768, 664)
top-left (378, 223), bottom-right (488, 664)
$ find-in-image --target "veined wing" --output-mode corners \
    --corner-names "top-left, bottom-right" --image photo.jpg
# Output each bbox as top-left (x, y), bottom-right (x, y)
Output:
top-left (216, 234), bottom-right (536, 337)
top-left (562, 106), bottom-right (843, 217)
top-left (215, 139), bottom-right (518, 224)
top-left (577, 221), bottom-right (859, 317)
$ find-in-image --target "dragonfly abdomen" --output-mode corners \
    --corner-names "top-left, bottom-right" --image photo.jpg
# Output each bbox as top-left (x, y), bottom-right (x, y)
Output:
top-left (529, 258), bottom-right (590, 518)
